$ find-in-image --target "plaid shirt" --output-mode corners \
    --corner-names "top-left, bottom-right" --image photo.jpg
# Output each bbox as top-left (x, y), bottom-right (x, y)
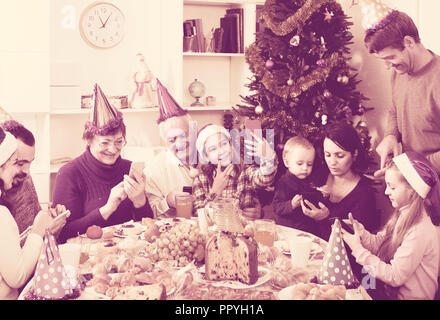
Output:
top-left (193, 155), bottom-right (278, 212)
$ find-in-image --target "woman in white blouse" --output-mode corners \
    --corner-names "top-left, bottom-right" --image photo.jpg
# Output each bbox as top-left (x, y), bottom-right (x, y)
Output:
top-left (0, 129), bottom-right (53, 299)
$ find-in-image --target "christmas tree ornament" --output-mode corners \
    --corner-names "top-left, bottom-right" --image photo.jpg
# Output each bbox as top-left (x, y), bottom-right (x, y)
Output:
top-left (324, 8), bottom-right (334, 22)
top-left (357, 120), bottom-right (367, 128)
top-left (255, 105), bottom-right (264, 114)
top-left (317, 59), bottom-right (326, 67)
top-left (318, 219), bottom-right (356, 287)
top-left (338, 75), bottom-right (349, 85)
top-left (321, 114), bottom-right (328, 125)
top-left (289, 35), bottom-right (300, 47)
top-left (323, 90), bottom-right (332, 98)
top-left (314, 112), bottom-right (320, 118)
top-left (265, 59), bottom-right (275, 70)
top-left (287, 79), bottom-right (294, 86)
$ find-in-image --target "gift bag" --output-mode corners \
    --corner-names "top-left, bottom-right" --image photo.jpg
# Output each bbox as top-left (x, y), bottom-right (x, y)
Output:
top-left (32, 229), bottom-right (74, 299)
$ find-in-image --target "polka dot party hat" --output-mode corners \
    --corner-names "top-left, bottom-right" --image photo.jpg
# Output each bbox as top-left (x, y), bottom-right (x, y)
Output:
top-left (32, 230), bottom-right (74, 299)
top-left (359, 0), bottom-right (395, 32)
top-left (318, 219), bottom-right (355, 287)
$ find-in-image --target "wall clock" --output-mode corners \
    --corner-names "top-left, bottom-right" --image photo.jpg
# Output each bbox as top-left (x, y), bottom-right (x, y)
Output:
top-left (79, 2), bottom-right (125, 49)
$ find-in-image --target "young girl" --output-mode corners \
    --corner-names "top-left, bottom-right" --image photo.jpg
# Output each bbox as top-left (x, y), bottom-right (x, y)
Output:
top-left (342, 151), bottom-right (440, 300)
top-left (192, 124), bottom-right (277, 219)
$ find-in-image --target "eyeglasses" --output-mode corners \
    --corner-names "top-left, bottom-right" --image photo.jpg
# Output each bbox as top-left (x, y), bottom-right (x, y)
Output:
top-left (98, 139), bottom-right (127, 150)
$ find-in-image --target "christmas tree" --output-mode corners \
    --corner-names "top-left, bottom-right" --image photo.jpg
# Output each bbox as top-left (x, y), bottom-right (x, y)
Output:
top-left (234, 0), bottom-right (372, 160)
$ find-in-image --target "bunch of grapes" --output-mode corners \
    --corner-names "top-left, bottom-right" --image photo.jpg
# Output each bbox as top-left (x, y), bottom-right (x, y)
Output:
top-left (144, 222), bottom-right (206, 267)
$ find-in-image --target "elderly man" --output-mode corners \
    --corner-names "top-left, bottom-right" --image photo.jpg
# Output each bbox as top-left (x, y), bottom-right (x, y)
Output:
top-left (361, 4), bottom-right (440, 174)
top-left (144, 80), bottom-right (198, 218)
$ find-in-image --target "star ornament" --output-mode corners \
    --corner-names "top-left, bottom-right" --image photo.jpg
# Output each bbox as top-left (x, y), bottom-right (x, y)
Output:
top-left (324, 8), bottom-right (334, 22)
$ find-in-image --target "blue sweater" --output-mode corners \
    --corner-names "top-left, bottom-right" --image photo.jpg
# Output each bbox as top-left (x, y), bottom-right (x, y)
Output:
top-left (53, 148), bottom-right (153, 243)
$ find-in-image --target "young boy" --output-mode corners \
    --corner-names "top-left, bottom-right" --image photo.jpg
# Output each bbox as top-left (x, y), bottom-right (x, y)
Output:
top-left (273, 136), bottom-right (323, 236)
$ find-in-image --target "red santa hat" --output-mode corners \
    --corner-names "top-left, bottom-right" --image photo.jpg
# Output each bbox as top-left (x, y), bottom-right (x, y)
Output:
top-left (196, 124), bottom-right (231, 161)
top-left (156, 79), bottom-right (188, 124)
top-left (393, 152), bottom-right (440, 223)
top-left (359, 0), bottom-right (397, 36)
top-left (84, 83), bottom-right (124, 136)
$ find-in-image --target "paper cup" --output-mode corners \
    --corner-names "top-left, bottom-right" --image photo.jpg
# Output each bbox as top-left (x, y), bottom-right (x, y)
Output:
top-left (288, 235), bottom-right (313, 269)
top-left (59, 243), bottom-right (81, 274)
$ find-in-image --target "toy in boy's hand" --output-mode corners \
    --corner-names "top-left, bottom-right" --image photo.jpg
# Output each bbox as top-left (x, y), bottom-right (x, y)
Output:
top-left (129, 161), bottom-right (145, 182)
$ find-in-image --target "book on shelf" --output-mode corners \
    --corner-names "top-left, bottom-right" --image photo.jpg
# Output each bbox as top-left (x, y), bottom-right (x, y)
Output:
top-left (225, 8), bottom-right (243, 53)
top-left (184, 18), bottom-right (205, 52)
top-left (183, 20), bottom-right (195, 37)
top-left (220, 15), bottom-right (238, 53)
top-left (213, 27), bottom-right (224, 53)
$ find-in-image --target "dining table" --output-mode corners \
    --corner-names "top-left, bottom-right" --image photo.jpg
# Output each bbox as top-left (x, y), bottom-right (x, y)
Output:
top-left (19, 216), bottom-right (371, 300)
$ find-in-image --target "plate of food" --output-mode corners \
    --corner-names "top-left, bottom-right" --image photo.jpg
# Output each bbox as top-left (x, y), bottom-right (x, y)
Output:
top-left (113, 222), bottom-right (144, 238)
top-left (274, 240), bottom-right (323, 256)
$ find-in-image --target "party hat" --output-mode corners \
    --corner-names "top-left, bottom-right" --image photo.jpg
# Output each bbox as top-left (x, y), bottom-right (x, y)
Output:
top-left (318, 219), bottom-right (355, 287)
top-left (360, 0), bottom-right (396, 34)
top-left (0, 106), bottom-right (13, 123)
top-left (156, 79), bottom-right (187, 124)
top-left (85, 83), bottom-right (124, 135)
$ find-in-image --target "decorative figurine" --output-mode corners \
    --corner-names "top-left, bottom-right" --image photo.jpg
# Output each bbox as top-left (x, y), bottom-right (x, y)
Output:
top-left (129, 53), bottom-right (157, 108)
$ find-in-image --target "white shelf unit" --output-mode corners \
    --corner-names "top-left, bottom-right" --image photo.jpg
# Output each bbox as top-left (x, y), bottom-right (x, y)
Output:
top-left (182, 0), bottom-right (262, 112)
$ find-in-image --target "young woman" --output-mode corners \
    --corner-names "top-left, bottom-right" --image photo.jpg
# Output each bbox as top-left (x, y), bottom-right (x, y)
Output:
top-left (193, 124), bottom-right (277, 219)
top-left (343, 152), bottom-right (440, 300)
top-left (300, 122), bottom-right (380, 240)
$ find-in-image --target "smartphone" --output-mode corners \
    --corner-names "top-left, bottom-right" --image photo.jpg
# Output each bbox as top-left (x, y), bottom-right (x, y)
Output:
top-left (182, 186), bottom-right (193, 194)
top-left (53, 210), bottom-right (71, 223)
top-left (301, 189), bottom-right (327, 209)
top-left (129, 161), bottom-right (145, 181)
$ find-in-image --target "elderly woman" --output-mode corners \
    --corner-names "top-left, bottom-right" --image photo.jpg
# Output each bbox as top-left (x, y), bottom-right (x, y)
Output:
top-left (53, 84), bottom-right (153, 243)
top-left (301, 121), bottom-right (380, 240)
top-left (0, 128), bottom-right (53, 299)
top-left (193, 124), bottom-right (277, 219)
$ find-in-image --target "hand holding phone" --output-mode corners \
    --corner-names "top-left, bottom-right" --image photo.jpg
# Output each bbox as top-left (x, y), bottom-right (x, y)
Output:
top-left (129, 161), bottom-right (145, 182)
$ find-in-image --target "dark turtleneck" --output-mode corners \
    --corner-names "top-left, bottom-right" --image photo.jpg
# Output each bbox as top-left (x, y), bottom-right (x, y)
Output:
top-left (53, 147), bottom-right (153, 243)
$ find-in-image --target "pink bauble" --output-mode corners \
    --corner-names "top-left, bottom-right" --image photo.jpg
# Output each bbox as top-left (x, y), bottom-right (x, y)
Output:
top-left (265, 59), bottom-right (274, 69)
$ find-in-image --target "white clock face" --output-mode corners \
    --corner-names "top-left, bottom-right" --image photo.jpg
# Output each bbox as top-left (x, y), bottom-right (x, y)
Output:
top-left (80, 2), bottom-right (125, 49)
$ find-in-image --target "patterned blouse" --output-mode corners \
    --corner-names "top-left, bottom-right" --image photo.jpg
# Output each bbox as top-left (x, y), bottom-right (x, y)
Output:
top-left (193, 156), bottom-right (278, 213)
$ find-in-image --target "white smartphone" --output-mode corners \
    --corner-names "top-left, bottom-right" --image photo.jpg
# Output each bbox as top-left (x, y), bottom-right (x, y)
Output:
top-left (129, 161), bottom-right (145, 181)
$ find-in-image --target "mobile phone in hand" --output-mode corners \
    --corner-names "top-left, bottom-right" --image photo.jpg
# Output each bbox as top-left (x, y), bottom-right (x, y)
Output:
top-left (129, 161), bottom-right (145, 182)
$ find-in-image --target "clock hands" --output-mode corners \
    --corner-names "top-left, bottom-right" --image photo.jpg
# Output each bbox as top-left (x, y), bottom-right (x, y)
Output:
top-left (99, 16), bottom-right (105, 28)
top-left (101, 12), bottom-right (113, 28)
